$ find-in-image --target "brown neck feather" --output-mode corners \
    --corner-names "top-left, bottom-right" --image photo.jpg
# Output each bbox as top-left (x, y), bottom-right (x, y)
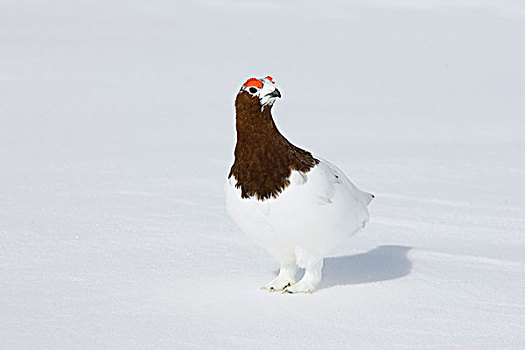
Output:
top-left (229, 91), bottom-right (318, 200)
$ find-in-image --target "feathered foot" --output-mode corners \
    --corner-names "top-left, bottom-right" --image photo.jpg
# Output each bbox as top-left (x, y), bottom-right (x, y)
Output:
top-left (261, 254), bottom-right (298, 292)
top-left (283, 254), bottom-right (323, 294)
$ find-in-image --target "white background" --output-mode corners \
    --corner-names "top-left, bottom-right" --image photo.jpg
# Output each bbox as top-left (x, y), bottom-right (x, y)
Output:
top-left (1, 0), bottom-right (524, 348)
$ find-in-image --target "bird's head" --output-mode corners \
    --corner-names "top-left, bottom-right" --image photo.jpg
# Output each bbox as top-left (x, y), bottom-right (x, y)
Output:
top-left (237, 76), bottom-right (281, 109)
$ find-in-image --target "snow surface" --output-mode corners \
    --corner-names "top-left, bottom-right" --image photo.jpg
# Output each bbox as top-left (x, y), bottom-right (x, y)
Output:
top-left (1, 0), bottom-right (525, 348)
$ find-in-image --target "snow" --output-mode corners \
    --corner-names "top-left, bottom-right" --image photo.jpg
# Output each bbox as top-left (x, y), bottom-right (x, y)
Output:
top-left (1, 0), bottom-right (525, 348)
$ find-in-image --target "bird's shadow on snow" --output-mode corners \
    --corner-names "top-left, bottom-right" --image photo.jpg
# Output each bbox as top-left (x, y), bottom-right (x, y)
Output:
top-left (319, 245), bottom-right (412, 290)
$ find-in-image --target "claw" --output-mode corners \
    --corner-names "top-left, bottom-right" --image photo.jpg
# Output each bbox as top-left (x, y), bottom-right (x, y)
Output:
top-left (281, 284), bottom-right (314, 294)
top-left (261, 279), bottom-right (294, 292)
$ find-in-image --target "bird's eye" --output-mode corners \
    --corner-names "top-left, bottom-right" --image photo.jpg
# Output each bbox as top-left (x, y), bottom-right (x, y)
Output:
top-left (249, 87), bottom-right (258, 94)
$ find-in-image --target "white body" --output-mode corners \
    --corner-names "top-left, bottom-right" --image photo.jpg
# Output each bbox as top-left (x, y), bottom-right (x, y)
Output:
top-left (225, 157), bottom-right (373, 292)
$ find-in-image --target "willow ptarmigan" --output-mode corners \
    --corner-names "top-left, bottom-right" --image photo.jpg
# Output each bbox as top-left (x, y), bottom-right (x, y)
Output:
top-left (225, 76), bottom-right (374, 294)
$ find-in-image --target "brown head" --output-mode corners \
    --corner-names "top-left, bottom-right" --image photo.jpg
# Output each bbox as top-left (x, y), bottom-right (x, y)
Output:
top-left (234, 76), bottom-right (282, 139)
top-left (229, 76), bottom-right (318, 200)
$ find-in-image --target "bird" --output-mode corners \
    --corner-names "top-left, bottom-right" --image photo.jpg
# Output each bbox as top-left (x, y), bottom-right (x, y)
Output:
top-left (225, 76), bottom-right (374, 294)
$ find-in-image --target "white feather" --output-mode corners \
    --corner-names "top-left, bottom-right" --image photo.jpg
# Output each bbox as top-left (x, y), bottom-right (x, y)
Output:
top-left (225, 157), bottom-right (372, 267)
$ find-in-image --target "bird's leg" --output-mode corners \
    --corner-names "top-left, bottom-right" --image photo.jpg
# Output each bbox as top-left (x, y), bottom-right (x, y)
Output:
top-left (261, 254), bottom-right (298, 292)
top-left (283, 256), bottom-right (323, 294)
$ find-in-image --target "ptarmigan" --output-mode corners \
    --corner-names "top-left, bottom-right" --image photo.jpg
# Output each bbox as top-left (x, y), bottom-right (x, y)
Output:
top-left (225, 76), bottom-right (374, 294)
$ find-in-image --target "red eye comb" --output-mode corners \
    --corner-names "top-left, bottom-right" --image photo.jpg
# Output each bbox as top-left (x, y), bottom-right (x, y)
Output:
top-left (244, 78), bottom-right (263, 88)
top-left (265, 76), bottom-right (275, 84)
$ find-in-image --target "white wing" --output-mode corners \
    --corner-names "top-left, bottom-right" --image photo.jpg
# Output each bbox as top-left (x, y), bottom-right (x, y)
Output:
top-left (315, 157), bottom-right (374, 207)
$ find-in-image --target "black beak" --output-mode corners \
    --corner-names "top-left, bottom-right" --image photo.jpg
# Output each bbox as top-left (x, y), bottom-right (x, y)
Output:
top-left (268, 88), bottom-right (281, 98)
